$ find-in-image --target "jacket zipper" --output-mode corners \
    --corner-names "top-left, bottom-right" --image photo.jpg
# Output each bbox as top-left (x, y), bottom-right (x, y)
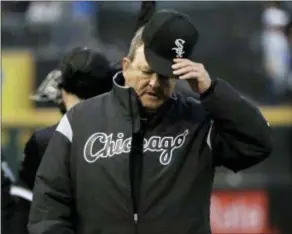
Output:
top-left (130, 121), bottom-right (147, 234)
top-left (134, 213), bottom-right (139, 232)
top-left (134, 213), bottom-right (138, 223)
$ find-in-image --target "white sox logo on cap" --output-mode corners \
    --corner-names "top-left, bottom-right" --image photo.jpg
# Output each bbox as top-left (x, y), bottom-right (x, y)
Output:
top-left (172, 38), bottom-right (186, 58)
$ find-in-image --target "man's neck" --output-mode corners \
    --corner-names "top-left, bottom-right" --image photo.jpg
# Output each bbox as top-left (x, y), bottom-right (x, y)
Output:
top-left (139, 104), bottom-right (156, 122)
top-left (65, 95), bottom-right (81, 111)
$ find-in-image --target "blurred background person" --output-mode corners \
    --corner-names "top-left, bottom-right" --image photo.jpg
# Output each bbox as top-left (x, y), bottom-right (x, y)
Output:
top-left (1, 47), bottom-right (17, 234)
top-left (285, 19), bottom-right (292, 97)
top-left (10, 47), bottom-right (113, 234)
top-left (261, 1), bottom-right (290, 103)
top-left (1, 153), bottom-right (16, 234)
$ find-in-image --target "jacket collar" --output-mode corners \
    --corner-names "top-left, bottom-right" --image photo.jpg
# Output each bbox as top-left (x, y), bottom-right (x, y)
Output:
top-left (111, 71), bottom-right (177, 132)
top-left (111, 71), bottom-right (141, 133)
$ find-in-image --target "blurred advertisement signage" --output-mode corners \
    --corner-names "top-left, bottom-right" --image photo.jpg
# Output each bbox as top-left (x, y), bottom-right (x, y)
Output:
top-left (211, 191), bottom-right (269, 234)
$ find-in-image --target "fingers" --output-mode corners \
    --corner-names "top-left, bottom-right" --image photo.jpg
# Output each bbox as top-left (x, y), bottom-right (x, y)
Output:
top-left (172, 59), bottom-right (203, 70)
top-left (179, 71), bottom-right (201, 80)
top-left (173, 65), bottom-right (193, 76)
top-left (172, 58), bottom-right (193, 69)
top-left (172, 58), bottom-right (204, 79)
top-left (173, 58), bottom-right (193, 64)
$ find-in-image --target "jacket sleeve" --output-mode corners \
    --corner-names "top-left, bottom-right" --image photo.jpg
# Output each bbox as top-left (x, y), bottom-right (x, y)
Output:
top-left (28, 114), bottom-right (74, 234)
top-left (19, 133), bottom-right (40, 191)
top-left (201, 79), bottom-right (273, 172)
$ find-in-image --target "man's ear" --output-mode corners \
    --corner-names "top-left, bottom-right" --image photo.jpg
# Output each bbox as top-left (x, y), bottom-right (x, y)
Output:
top-left (122, 57), bottom-right (130, 71)
top-left (122, 57), bottom-right (131, 80)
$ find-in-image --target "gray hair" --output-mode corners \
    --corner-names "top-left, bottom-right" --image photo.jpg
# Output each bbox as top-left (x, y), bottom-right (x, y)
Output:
top-left (127, 26), bottom-right (145, 61)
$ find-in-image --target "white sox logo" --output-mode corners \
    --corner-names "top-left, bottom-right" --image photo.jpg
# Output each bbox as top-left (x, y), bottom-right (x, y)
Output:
top-left (172, 39), bottom-right (186, 58)
top-left (83, 130), bottom-right (189, 166)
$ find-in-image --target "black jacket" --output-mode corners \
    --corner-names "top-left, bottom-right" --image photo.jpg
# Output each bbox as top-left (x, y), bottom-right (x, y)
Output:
top-left (29, 73), bottom-right (272, 234)
top-left (15, 83), bottom-right (194, 234)
top-left (11, 125), bottom-right (57, 234)
top-left (19, 125), bottom-right (57, 191)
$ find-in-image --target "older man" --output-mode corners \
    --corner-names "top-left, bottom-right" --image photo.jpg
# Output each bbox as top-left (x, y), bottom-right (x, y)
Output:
top-left (29, 10), bottom-right (272, 234)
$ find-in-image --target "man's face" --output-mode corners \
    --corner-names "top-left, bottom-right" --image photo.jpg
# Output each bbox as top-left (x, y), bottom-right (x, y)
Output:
top-left (122, 45), bottom-right (176, 111)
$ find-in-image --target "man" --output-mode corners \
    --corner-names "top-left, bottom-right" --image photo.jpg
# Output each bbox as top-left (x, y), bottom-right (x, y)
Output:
top-left (29, 10), bottom-right (272, 234)
top-left (11, 47), bottom-right (112, 234)
top-left (13, 3), bottom-right (158, 233)
top-left (14, 0), bottom-right (157, 197)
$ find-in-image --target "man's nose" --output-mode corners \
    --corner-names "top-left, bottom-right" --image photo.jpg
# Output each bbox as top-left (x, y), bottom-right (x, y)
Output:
top-left (149, 74), bottom-right (159, 88)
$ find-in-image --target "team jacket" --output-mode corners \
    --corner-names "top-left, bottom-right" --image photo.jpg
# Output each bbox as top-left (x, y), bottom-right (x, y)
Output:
top-left (20, 125), bottom-right (57, 191)
top-left (29, 72), bottom-right (273, 234)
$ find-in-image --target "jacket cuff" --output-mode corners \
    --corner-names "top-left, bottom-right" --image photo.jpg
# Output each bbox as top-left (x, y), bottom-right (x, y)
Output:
top-left (200, 79), bottom-right (217, 99)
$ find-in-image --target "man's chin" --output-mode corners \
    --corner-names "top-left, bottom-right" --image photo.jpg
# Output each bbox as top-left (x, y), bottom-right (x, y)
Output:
top-left (142, 100), bottom-right (163, 111)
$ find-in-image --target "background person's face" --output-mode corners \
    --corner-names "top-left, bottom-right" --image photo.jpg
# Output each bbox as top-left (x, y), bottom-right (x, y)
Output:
top-left (122, 45), bottom-right (176, 111)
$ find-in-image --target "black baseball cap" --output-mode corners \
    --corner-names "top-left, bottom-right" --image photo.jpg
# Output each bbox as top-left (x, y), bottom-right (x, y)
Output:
top-left (142, 9), bottom-right (199, 78)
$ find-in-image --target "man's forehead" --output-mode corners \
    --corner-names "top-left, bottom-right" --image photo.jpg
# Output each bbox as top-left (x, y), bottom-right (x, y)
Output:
top-left (134, 46), bottom-right (153, 70)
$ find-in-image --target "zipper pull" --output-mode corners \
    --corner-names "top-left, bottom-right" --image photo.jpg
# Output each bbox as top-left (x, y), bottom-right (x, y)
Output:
top-left (134, 213), bottom-right (138, 223)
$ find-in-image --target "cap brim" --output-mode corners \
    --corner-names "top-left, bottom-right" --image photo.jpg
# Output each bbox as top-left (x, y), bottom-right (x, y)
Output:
top-left (144, 45), bottom-right (176, 78)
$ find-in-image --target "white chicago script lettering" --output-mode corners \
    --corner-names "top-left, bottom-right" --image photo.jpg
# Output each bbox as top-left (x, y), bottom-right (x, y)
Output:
top-left (83, 130), bottom-right (189, 165)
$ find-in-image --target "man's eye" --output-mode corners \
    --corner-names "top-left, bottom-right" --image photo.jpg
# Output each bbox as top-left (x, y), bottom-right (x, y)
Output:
top-left (142, 70), bottom-right (153, 75)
